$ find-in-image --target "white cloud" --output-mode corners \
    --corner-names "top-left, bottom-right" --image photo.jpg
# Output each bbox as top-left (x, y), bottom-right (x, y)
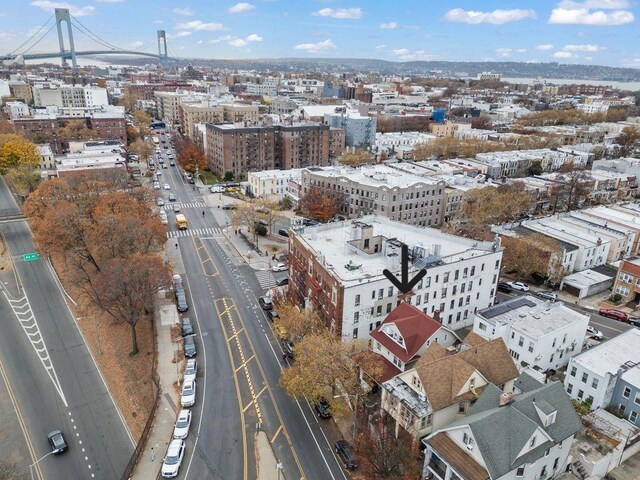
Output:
top-left (313, 8), bottom-right (363, 19)
top-left (553, 51), bottom-right (576, 58)
top-left (393, 49), bottom-right (437, 61)
top-left (172, 31), bottom-right (193, 38)
top-left (227, 2), bottom-right (254, 14)
top-left (227, 33), bottom-right (263, 47)
top-left (131, 40), bottom-right (144, 48)
top-left (173, 7), bottom-right (193, 16)
top-left (444, 8), bottom-right (536, 24)
top-left (246, 33), bottom-right (262, 42)
top-left (229, 38), bottom-right (248, 47)
top-left (536, 44), bottom-right (555, 50)
top-left (496, 47), bottom-right (527, 57)
top-left (294, 39), bottom-right (336, 53)
top-left (548, 0), bottom-right (634, 25)
top-left (31, 1), bottom-right (95, 16)
top-left (391, 48), bottom-right (409, 55)
top-left (176, 20), bottom-right (224, 31)
top-left (379, 22), bottom-right (397, 29)
top-left (96, 0), bottom-right (124, 3)
top-left (562, 43), bottom-right (603, 52)
top-left (375, 44), bottom-right (386, 50)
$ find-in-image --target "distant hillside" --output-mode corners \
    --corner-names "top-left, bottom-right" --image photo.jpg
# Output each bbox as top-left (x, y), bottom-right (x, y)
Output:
top-left (97, 56), bottom-right (640, 82)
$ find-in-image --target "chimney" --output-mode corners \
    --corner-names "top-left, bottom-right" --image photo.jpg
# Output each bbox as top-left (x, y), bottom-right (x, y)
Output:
top-left (499, 392), bottom-right (516, 407)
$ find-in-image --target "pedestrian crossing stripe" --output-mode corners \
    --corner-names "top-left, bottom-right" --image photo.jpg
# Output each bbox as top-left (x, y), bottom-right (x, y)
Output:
top-left (255, 270), bottom-right (276, 289)
top-left (163, 202), bottom-right (206, 211)
top-left (166, 227), bottom-right (223, 238)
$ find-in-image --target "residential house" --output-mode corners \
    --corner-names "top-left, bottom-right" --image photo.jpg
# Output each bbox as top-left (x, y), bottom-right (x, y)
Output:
top-left (380, 333), bottom-right (519, 440)
top-left (610, 364), bottom-right (640, 427)
top-left (612, 258), bottom-right (640, 304)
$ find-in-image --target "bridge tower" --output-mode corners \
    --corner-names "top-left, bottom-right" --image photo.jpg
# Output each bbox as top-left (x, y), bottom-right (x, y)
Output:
top-left (157, 30), bottom-right (168, 64)
top-left (55, 8), bottom-right (77, 68)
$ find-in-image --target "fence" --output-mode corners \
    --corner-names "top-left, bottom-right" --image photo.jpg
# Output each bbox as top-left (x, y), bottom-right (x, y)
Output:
top-left (120, 313), bottom-right (161, 480)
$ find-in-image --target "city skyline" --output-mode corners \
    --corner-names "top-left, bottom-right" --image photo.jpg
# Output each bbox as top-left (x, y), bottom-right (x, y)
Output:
top-left (0, 0), bottom-right (639, 68)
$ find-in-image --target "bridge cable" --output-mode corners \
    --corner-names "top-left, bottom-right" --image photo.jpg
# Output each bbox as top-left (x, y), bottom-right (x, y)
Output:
top-left (70, 16), bottom-right (128, 52)
top-left (7, 13), bottom-right (54, 55)
top-left (22, 23), bottom-right (58, 55)
top-left (70, 23), bottom-right (122, 52)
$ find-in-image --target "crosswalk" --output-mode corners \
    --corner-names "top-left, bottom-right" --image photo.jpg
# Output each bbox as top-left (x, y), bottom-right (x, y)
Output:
top-left (163, 202), bottom-right (206, 211)
top-left (255, 270), bottom-right (276, 290)
top-left (167, 227), bottom-right (223, 238)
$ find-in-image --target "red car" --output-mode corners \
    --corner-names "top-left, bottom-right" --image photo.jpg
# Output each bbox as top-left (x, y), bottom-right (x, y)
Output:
top-left (598, 309), bottom-right (628, 321)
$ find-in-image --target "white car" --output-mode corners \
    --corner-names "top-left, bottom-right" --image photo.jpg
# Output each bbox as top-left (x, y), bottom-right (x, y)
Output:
top-left (157, 197), bottom-right (165, 206)
top-left (159, 212), bottom-right (168, 225)
top-left (164, 183), bottom-right (171, 190)
top-left (507, 281), bottom-right (530, 292)
top-left (184, 358), bottom-right (197, 384)
top-left (173, 409), bottom-right (192, 439)
top-left (153, 182), bottom-right (161, 190)
top-left (161, 439), bottom-right (185, 478)
top-left (587, 325), bottom-right (604, 340)
top-left (272, 263), bottom-right (287, 272)
top-left (181, 379), bottom-right (196, 407)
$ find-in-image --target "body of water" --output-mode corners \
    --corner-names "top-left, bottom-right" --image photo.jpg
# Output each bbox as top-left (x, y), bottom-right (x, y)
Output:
top-left (502, 77), bottom-right (640, 91)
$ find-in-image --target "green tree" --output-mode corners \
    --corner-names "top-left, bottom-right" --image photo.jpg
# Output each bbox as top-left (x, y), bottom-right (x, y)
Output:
top-left (4, 163), bottom-right (41, 196)
top-left (224, 171), bottom-right (234, 182)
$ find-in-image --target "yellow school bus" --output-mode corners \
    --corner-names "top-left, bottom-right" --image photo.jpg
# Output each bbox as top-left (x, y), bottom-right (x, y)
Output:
top-left (175, 213), bottom-right (188, 230)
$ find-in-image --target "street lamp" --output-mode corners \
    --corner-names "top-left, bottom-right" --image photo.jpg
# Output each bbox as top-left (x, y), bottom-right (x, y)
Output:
top-left (30, 450), bottom-right (56, 480)
top-left (276, 462), bottom-right (283, 480)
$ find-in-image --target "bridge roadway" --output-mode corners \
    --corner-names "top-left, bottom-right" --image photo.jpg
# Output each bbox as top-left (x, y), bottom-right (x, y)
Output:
top-left (0, 50), bottom-right (165, 62)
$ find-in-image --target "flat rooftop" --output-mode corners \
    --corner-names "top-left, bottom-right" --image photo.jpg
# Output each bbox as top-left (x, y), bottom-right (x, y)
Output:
top-left (294, 215), bottom-right (499, 285)
top-left (572, 328), bottom-right (640, 377)
top-left (477, 295), bottom-right (589, 337)
top-left (522, 218), bottom-right (611, 249)
top-left (307, 164), bottom-right (441, 189)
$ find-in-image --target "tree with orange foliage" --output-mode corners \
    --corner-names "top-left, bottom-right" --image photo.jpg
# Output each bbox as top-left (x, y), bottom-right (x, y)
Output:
top-left (173, 135), bottom-right (207, 173)
top-left (299, 186), bottom-right (341, 223)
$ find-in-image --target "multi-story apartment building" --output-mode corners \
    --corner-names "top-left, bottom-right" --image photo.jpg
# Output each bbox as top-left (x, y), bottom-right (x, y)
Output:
top-left (473, 296), bottom-right (589, 372)
top-left (564, 328), bottom-right (640, 409)
top-left (32, 84), bottom-right (109, 109)
top-left (288, 216), bottom-right (504, 341)
top-left (300, 165), bottom-right (446, 227)
top-left (612, 258), bottom-right (640, 303)
top-left (222, 104), bottom-right (260, 123)
top-left (475, 149), bottom-right (589, 178)
top-left (423, 377), bottom-right (581, 480)
top-left (206, 122), bottom-right (331, 178)
top-left (179, 103), bottom-right (224, 139)
top-left (247, 168), bottom-right (308, 201)
top-left (324, 109), bottom-right (376, 148)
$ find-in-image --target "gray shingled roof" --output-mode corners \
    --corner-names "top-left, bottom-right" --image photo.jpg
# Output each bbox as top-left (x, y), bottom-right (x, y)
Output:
top-left (514, 372), bottom-right (545, 393)
top-left (442, 381), bottom-right (582, 480)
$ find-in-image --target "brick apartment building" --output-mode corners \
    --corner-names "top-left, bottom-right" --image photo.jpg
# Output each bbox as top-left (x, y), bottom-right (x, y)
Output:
top-left (206, 122), bottom-right (344, 178)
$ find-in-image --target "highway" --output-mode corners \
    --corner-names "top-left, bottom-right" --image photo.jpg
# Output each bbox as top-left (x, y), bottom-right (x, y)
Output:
top-left (0, 178), bottom-right (134, 480)
top-left (153, 135), bottom-right (348, 480)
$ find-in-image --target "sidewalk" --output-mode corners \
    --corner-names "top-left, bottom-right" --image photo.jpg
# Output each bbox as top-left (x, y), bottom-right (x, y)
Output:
top-left (131, 243), bottom-right (186, 479)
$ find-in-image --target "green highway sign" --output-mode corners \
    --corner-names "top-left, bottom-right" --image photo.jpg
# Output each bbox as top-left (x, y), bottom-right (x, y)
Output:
top-left (22, 252), bottom-right (40, 262)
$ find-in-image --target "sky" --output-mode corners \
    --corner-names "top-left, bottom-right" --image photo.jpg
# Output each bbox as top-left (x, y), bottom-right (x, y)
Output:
top-left (0, 0), bottom-right (639, 68)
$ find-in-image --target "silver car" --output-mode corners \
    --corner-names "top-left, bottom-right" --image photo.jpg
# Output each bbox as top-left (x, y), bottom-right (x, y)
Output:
top-left (173, 409), bottom-right (192, 439)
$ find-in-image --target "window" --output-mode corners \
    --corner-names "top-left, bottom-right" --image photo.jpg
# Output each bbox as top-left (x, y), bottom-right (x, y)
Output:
top-left (462, 432), bottom-right (474, 448)
top-left (577, 389), bottom-right (584, 401)
top-left (553, 458), bottom-right (559, 470)
top-left (376, 305), bottom-right (382, 316)
top-left (541, 466), bottom-right (547, 479)
top-left (581, 373), bottom-right (588, 383)
top-left (444, 272), bottom-right (450, 283)
top-left (635, 393), bottom-right (640, 406)
top-left (388, 286), bottom-right (393, 297)
top-left (620, 404), bottom-right (626, 413)
top-left (544, 448), bottom-right (550, 457)
top-left (567, 383), bottom-right (573, 394)
top-left (352, 328), bottom-right (358, 338)
top-left (386, 303), bottom-right (392, 313)
top-left (518, 336), bottom-right (524, 347)
top-left (570, 366), bottom-right (577, 377)
top-left (530, 436), bottom-right (536, 448)
top-left (378, 289), bottom-right (384, 300)
top-left (459, 402), bottom-right (466, 413)
top-left (592, 378), bottom-right (599, 389)
top-left (623, 387), bottom-right (631, 399)
top-left (479, 322), bottom-right (487, 331)
top-left (354, 312), bottom-right (359, 323)
top-left (630, 411), bottom-right (638, 423)
top-left (528, 342), bottom-right (534, 353)
top-left (354, 295), bottom-right (360, 307)
top-left (516, 467), bottom-right (525, 477)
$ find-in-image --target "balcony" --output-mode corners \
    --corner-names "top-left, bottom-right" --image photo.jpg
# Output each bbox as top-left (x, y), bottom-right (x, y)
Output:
top-left (428, 459), bottom-right (448, 480)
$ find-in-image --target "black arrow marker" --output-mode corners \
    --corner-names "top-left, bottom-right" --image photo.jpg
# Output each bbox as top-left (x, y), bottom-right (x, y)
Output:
top-left (383, 244), bottom-right (427, 295)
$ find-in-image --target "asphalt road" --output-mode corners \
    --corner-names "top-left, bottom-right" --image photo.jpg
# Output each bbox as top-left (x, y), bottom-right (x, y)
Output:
top-left (0, 178), bottom-right (134, 480)
top-left (153, 136), bottom-right (348, 480)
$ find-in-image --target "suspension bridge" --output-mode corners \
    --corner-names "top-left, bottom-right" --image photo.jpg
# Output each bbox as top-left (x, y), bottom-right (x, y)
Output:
top-left (0, 8), bottom-right (174, 67)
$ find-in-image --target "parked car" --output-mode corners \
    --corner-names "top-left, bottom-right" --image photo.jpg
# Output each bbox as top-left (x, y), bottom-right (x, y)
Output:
top-left (184, 358), bottom-right (197, 383)
top-left (153, 182), bottom-right (161, 190)
top-left (274, 324), bottom-right (287, 340)
top-left (161, 439), bottom-right (185, 478)
top-left (168, 193), bottom-right (176, 202)
top-left (162, 163), bottom-right (168, 169)
top-left (278, 229), bottom-right (289, 237)
top-left (159, 211), bottom-right (168, 225)
top-left (497, 282), bottom-right (513, 293)
top-left (598, 308), bottom-right (628, 321)
top-left (536, 291), bottom-right (557, 301)
top-left (173, 409), bottom-right (192, 440)
top-left (586, 325), bottom-right (604, 340)
top-left (183, 335), bottom-right (196, 358)
top-left (267, 310), bottom-right (279, 321)
top-left (507, 281), bottom-right (530, 292)
top-left (181, 380), bottom-right (196, 407)
top-left (272, 263), bottom-right (287, 272)
top-left (315, 399), bottom-right (331, 418)
top-left (335, 440), bottom-right (357, 469)
top-left (173, 204), bottom-right (181, 212)
top-left (176, 292), bottom-right (189, 312)
top-left (164, 183), bottom-right (171, 190)
top-left (47, 430), bottom-right (68, 454)
top-left (181, 317), bottom-right (193, 336)
top-left (276, 277), bottom-right (289, 287)
top-left (157, 197), bottom-right (165, 206)
top-left (259, 296), bottom-right (273, 310)
top-left (222, 204), bottom-right (237, 210)
top-left (170, 161), bottom-right (175, 166)
top-left (628, 317), bottom-right (640, 327)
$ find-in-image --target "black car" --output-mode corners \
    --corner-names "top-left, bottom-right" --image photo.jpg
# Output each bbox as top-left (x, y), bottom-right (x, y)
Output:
top-left (315, 399), bottom-right (331, 418)
top-left (184, 335), bottom-right (196, 358)
top-left (628, 317), bottom-right (640, 327)
top-left (181, 317), bottom-right (194, 336)
top-left (176, 292), bottom-right (189, 312)
top-left (259, 296), bottom-right (273, 310)
top-left (48, 430), bottom-right (68, 454)
top-left (497, 282), bottom-right (513, 293)
top-left (278, 229), bottom-right (289, 237)
top-left (267, 310), bottom-right (279, 321)
top-left (335, 440), bottom-right (357, 469)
